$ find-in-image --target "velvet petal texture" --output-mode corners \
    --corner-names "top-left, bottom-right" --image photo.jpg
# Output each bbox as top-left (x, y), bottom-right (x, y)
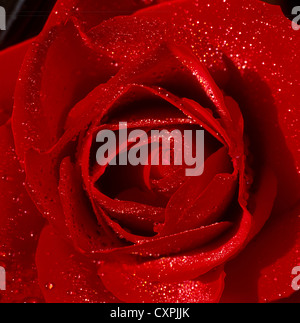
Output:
top-left (0, 39), bottom-right (45, 303)
top-left (35, 226), bottom-right (119, 303)
top-left (1, 0), bottom-right (299, 303)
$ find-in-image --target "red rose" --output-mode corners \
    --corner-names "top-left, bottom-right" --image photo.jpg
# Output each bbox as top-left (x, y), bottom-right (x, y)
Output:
top-left (0, 0), bottom-right (299, 303)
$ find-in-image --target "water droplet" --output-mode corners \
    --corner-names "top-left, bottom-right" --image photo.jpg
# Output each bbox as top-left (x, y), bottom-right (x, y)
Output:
top-left (23, 297), bottom-right (43, 303)
top-left (45, 282), bottom-right (55, 291)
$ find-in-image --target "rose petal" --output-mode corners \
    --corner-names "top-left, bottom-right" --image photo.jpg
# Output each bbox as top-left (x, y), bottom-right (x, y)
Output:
top-left (221, 202), bottom-right (300, 303)
top-left (35, 225), bottom-right (119, 303)
top-left (13, 20), bottom-right (119, 161)
top-left (59, 157), bottom-right (124, 253)
top-left (0, 39), bottom-right (32, 125)
top-left (101, 222), bottom-right (232, 258)
top-left (0, 124), bottom-right (44, 303)
top-left (105, 209), bottom-right (251, 284)
top-left (100, 258), bottom-right (226, 303)
top-left (161, 147), bottom-right (234, 235)
top-left (48, 0), bottom-right (163, 31)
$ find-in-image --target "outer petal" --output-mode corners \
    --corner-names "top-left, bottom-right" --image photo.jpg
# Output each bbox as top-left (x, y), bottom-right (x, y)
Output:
top-left (46, 0), bottom-right (167, 31)
top-left (0, 39), bottom-right (32, 124)
top-left (13, 21), bottom-right (119, 161)
top-left (100, 258), bottom-right (226, 303)
top-left (0, 124), bottom-right (44, 303)
top-left (0, 40), bottom-right (45, 303)
top-left (35, 226), bottom-right (119, 303)
top-left (221, 203), bottom-right (300, 303)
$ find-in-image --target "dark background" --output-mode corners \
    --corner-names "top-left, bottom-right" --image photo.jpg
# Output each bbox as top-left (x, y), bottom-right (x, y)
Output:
top-left (0, 0), bottom-right (298, 50)
top-left (0, 0), bottom-right (57, 50)
top-left (263, 0), bottom-right (300, 18)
